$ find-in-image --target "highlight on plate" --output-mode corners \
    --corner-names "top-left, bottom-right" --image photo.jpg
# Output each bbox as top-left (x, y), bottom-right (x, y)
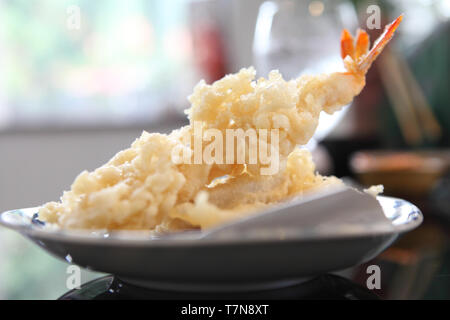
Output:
top-left (38, 16), bottom-right (403, 232)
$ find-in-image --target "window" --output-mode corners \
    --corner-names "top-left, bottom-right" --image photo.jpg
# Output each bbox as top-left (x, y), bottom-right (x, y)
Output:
top-left (0, 0), bottom-right (192, 128)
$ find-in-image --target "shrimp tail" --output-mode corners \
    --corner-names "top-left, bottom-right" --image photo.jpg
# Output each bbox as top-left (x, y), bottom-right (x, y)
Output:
top-left (341, 14), bottom-right (403, 75)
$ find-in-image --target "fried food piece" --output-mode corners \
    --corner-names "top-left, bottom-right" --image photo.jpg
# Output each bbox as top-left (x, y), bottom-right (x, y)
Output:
top-left (39, 16), bottom-right (402, 231)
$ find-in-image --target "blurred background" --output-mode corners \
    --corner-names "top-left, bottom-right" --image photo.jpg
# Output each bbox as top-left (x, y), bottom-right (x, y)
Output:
top-left (0, 0), bottom-right (449, 299)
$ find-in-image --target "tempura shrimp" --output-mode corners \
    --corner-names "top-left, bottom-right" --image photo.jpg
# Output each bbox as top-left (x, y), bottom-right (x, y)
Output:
top-left (39, 16), bottom-right (403, 231)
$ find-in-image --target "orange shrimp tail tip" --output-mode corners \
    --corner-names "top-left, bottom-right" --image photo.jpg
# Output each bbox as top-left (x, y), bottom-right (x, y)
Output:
top-left (340, 29), bottom-right (355, 60)
top-left (358, 14), bottom-right (404, 73)
top-left (355, 29), bottom-right (370, 60)
top-left (341, 28), bottom-right (370, 61)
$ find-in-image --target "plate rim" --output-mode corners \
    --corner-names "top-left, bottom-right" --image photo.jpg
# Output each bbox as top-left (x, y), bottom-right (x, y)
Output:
top-left (0, 196), bottom-right (423, 247)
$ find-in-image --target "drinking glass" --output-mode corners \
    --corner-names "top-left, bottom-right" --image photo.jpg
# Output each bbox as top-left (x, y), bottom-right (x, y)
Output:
top-left (253, 0), bottom-right (358, 148)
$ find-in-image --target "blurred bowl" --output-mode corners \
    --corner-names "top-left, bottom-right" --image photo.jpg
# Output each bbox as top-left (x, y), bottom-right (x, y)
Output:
top-left (350, 150), bottom-right (450, 198)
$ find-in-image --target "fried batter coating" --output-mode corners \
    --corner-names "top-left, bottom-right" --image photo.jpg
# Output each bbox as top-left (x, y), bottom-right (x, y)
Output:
top-left (39, 17), bottom-right (402, 231)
